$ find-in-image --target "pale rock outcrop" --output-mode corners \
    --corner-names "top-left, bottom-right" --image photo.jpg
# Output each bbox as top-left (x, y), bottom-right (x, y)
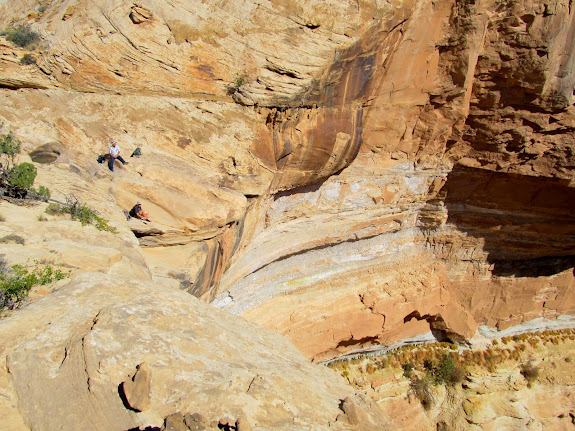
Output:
top-left (0, 274), bottom-right (392, 431)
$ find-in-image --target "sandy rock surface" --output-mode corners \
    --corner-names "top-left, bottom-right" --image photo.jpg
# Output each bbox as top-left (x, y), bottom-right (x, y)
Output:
top-left (0, 273), bottom-right (391, 431)
top-left (0, 0), bottom-right (574, 428)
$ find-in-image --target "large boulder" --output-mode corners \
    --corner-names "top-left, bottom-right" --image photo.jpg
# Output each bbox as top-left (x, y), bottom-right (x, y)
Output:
top-left (0, 274), bottom-right (391, 431)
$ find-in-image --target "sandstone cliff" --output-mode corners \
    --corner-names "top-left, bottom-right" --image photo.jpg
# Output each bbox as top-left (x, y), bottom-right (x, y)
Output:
top-left (0, 0), bottom-right (574, 428)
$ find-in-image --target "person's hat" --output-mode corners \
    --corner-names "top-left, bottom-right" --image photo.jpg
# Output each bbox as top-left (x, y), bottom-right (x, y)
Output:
top-left (111, 141), bottom-right (116, 144)
top-left (136, 201), bottom-right (141, 205)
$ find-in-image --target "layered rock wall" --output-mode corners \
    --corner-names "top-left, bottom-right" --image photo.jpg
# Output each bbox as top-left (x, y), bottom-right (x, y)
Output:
top-left (214, 0), bottom-right (575, 360)
top-left (0, 0), bottom-right (574, 363)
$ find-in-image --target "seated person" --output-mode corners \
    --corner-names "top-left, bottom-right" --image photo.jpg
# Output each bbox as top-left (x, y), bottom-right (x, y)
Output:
top-left (129, 201), bottom-right (150, 221)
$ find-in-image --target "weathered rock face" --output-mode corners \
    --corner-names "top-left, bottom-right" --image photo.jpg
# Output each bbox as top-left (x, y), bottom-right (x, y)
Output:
top-left (0, 274), bottom-right (391, 431)
top-left (212, 0), bottom-right (575, 360)
top-left (0, 0), bottom-right (574, 426)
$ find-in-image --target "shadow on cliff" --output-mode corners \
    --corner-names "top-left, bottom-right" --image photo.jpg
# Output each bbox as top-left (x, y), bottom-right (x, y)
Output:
top-left (439, 165), bottom-right (575, 277)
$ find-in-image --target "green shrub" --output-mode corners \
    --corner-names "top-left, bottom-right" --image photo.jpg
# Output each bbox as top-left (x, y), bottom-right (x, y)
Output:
top-left (46, 197), bottom-right (117, 233)
top-left (20, 54), bottom-right (36, 65)
top-left (0, 129), bottom-right (20, 158)
top-left (30, 185), bottom-right (50, 200)
top-left (402, 363), bottom-right (414, 378)
top-left (434, 354), bottom-right (456, 384)
top-left (226, 72), bottom-right (248, 95)
top-left (3, 25), bottom-right (41, 49)
top-left (0, 125), bottom-right (50, 200)
top-left (409, 375), bottom-right (434, 409)
top-left (8, 162), bottom-right (37, 190)
top-left (0, 261), bottom-right (70, 309)
top-left (424, 354), bottom-right (466, 385)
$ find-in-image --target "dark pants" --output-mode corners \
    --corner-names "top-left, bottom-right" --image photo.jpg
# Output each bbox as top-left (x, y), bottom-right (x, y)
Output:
top-left (108, 155), bottom-right (126, 171)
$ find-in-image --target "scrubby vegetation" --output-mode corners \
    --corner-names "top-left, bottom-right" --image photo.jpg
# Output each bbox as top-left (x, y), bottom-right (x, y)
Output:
top-left (20, 53), bottom-right (36, 65)
top-left (328, 329), bottom-right (575, 408)
top-left (1, 25), bottom-right (41, 49)
top-left (0, 126), bottom-right (115, 234)
top-left (46, 196), bottom-right (117, 233)
top-left (520, 360), bottom-right (540, 387)
top-left (0, 125), bottom-right (50, 200)
top-left (408, 374), bottom-right (435, 409)
top-left (0, 234), bottom-right (25, 245)
top-left (226, 72), bottom-right (248, 95)
top-left (404, 353), bottom-right (466, 408)
top-left (0, 259), bottom-right (70, 310)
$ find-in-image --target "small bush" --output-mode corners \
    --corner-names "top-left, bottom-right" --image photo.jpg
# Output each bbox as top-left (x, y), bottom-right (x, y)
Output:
top-left (3, 25), bottom-right (41, 49)
top-left (520, 361), bottom-right (539, 385)
top-left (425, 354), bottom-right (465, 385)
top-left (38, 5), bottom-right (47, 13)
top-left (46, 196), bottom-right (117, 233)
top-left (0, 129), bottom-right (21, 158)
top-left (366, 363), bottom-right (377, 374)
top-left (226, 72), bottom-right (248, 95)
top-left (20, 54), bottom-right (36, 65)
top-left (402, 363), bottom-right (414, 378)
top-left (409, 375), bottom-right (434, 409)
top-left (0, 261), bottom-right (70, 309)
top-left (0, 126), bottom-right (48, 199)
top-left (0, 234), bottom-right (25, 245)
top-left (8, 162), bottom-right (37, 190)
top-left (449, 364), bottom-right (466, 384)
top-left (30, 185), bottom-right (50, 200)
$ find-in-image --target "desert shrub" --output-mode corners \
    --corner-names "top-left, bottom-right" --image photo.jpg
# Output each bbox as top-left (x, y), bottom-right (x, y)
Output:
top-left (38, 5), bottom-right (47, 13)
top-left (29, 185), bottom-right (50, 200)
top-left (0, 234), bottom-right (25, 245)
top-left (0, 260), bottom-right (69, 309)
top-left (3, 25), bottom-right (41, 49)
top-left (46, 197), bottom-right (117, 233)
top-left (409, 375), bottom-right (435, 409)
top-left (20, 53), bottom-right (36, 65)
top-left (0, 129), bottom-right (20, 158)
top-left (366, 363), bottom-right (377, 374)
top-left (425, 354), bottom-right (466, 385)
top-left (7, 162), bottom-right (37, 190)
top-left (449, 364), bottom-right (466, 384)
top-left (402, 363), bottom-right (414, 378)
top-left (226, 72), bottom-right (248, 95)
top-left (435, 354), bottom-right (455, 383)
top-left (0, 126), bottom-right (48, 199)
top-left (520, 361), bottom-right (539, 385)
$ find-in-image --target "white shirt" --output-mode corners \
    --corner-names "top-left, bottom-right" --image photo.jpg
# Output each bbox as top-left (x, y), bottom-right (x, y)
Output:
top-left (109, 144), bottom-right (121, 157)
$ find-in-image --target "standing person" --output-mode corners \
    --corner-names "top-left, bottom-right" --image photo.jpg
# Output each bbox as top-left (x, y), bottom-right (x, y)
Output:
top-left (129, 201), bottom-right (150, 221)
top-left (108, 141), bottom-right (128, 172)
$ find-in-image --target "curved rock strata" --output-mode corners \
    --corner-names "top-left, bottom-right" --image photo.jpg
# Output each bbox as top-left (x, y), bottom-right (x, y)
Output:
top-left (0, 0), bottom-right (574, 426)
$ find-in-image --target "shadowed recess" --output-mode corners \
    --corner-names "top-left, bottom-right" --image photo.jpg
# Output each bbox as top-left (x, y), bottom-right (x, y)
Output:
top-left (442, 165), bottom-right (575, 276)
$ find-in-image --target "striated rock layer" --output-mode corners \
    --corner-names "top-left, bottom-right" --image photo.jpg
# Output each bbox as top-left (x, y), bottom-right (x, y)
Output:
top-left (215, 0), bottom-right (575, 360)
top-left (0, 0), bottom-right (574, 416)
